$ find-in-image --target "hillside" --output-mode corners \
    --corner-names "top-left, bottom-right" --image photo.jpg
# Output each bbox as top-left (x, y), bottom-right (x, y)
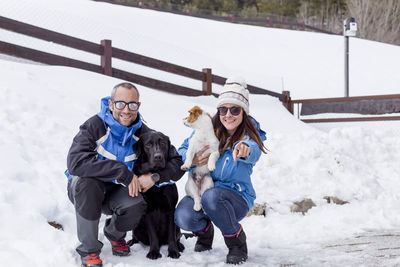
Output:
top-left (0, 0), bottom-right (400, 266)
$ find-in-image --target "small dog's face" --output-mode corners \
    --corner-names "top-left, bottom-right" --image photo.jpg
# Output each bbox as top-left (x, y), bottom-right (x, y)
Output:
top-left (183, 106), bottom-right (211, 130)
top-left (134, 131), bottom-right (169, 173)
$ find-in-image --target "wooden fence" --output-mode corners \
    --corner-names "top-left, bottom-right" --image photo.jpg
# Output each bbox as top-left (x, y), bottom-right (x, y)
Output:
top-left (290, 94), bottom-right (400, 123)
top-left (2, 16), bottom-right (397, 123)
top-left (0, 15), bottom-right (287, 103)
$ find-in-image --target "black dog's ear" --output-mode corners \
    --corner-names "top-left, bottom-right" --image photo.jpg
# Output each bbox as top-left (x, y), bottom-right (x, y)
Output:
top-left (133, 138), bottom-right (142, 160)
top-left (133, 138), bottom-right (143, 175)
top-left (159, 132), bottom-right (171, 156)
top-left (165, 135), bottom-right (171, 155)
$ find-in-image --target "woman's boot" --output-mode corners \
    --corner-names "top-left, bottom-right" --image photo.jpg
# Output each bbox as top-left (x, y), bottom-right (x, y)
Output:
top-left (194, 221), bottom-right (214, 252)
top-left (223, 227), bottom-right (248, 264)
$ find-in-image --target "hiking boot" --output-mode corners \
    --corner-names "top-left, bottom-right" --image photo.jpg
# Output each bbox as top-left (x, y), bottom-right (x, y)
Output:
top-left (110, 238), bottom-right (131, 256)
top-left (194, 221), bottom-right (214, 252)
top-left (103, 218), bottom-right (131, 256)
top-left (81, 253), bottom-right (103, 267)
top-left (223, 226), bottom-right (248, 265)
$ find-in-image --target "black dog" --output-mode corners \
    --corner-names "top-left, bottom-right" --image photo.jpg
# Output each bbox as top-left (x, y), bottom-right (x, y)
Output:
top-left (130, 130), bottom-right (184, 259)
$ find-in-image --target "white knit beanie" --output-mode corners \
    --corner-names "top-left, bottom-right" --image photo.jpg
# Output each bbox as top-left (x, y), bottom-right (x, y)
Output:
top-left (217, 76), bottom-right (249, 114)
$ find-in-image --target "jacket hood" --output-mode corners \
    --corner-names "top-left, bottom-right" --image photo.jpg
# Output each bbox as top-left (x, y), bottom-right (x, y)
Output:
top-left (249, 115), bottom-right (266, 141)
top-left (97, 96), bottom-right (142, 143)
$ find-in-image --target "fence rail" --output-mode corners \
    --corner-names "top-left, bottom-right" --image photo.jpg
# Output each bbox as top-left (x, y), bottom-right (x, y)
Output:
top-left (0, 16), bottom-right (102, 55)
top-left (291, 94), bottom-right (400, 104)
top-left (0, 15), bottom-right (286, 101)
top-left (0, 40), bottom-right (102, 73)
top-left (301, 116), bottom-right (400, 123)
top-left (290, 94), bottom-right (400, 123)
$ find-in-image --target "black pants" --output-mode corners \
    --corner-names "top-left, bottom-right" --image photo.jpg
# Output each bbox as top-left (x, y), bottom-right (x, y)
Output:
top-left (67, 176), bottom-right (147, 256)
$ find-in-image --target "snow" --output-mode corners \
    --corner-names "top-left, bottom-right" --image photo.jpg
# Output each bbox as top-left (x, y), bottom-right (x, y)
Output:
top-left (0, 0), bottom-right (400, 266)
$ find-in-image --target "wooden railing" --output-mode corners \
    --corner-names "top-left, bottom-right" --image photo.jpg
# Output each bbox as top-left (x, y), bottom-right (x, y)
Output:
top-left (290, 94), bottom-right (400, 123)
top-left (2, 16), bottom-right (397, 123)
top-left (0, 16), bottom-right (287, 104)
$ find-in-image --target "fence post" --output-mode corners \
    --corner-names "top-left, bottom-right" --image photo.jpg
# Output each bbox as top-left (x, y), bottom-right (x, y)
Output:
top-left (101, 39), bottom-right (112, 76)
top-left (202, 68), bottom-right (212, 95)
top-left (281, 90), bottom-right (293, 114)
top-left (267, 17), bottom-right (272, 27)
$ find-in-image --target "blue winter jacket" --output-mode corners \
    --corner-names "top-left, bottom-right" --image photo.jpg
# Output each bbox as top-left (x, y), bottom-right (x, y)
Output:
top-left (66, 96), bottom-right (184, 187)
top-left (66, 97), bottom-right (142, 186)
top-left (178, 117), bottom-right (266, 209)
top-left (95, 96), bottom-right (142, 173)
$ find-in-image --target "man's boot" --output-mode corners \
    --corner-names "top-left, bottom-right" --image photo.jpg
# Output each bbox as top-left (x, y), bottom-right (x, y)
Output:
top-left (194, 221), bottom-right (214, 252)
top-left (81, 253), bottom-right (103, 267)
top-left (223, 227), bottom-right (248, 264)
top-left (104, 218), bottom-right (130, 256)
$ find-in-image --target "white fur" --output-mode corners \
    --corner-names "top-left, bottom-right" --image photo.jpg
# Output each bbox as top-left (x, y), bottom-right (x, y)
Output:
top-left (181, 108), bottom-right (219, 211)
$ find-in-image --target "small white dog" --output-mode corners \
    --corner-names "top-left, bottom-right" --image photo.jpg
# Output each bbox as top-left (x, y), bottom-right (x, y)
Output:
top-left (181, 106), bottom-right (220, 211)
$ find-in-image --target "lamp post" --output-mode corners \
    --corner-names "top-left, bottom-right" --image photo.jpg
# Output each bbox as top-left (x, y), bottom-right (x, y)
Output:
top-left (343, 17), bottom-right (357, 97)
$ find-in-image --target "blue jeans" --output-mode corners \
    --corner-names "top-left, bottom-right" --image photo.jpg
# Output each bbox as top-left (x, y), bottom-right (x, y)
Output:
top-left (174, 187), bottom-right (249, 236)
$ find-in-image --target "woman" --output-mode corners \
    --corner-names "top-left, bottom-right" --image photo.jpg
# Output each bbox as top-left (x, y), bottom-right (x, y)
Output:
top-left (175, 77), bottom-right (267, 264)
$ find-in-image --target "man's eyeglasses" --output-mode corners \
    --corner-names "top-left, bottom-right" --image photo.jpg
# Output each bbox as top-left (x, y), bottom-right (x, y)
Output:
top-left (217, 106), bottom-right (242, 116)
top-left (113, 101), bottom-right (140, 111)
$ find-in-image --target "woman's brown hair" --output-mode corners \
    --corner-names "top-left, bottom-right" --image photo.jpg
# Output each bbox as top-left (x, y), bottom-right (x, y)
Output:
top-left (212, 110), bottom-right (267, 154)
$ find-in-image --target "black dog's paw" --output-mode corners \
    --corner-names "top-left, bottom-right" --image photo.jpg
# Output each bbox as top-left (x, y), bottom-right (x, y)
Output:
top-left (177, 241), bottom-right (185, 252)
top-left (146, 250), bottom-right (162, 260)
top-left (167, 249), bottom-right (181, 259)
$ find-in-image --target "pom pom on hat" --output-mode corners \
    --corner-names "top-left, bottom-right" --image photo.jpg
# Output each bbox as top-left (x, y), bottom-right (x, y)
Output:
top-left (217, 76), bottom-right (249, 114)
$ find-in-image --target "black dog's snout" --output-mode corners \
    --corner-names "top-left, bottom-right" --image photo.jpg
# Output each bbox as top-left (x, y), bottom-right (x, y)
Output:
top-left (154, 153), bottom-right (163, 161)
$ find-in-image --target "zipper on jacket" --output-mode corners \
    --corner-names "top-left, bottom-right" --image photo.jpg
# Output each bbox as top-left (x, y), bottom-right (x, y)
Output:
top-left (220, 157), bottom-right (229, 178)
top-left (122, 128), bottom-right (128, 146)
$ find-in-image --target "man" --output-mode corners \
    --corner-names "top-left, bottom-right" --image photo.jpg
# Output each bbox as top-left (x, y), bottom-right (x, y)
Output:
top-left (65, 82), bottom-right (184, 266)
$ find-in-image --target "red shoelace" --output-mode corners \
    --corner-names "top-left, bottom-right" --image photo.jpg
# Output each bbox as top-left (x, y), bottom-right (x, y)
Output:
top-left (82, 253), bottom-right (102, 264)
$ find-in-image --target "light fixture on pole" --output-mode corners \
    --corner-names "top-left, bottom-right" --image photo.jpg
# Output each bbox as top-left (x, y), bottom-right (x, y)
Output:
top-left (343, 17), bottom-right (357, 97)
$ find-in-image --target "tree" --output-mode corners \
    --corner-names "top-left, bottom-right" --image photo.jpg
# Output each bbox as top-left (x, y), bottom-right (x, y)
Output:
top-left (346, 0), bottom-right (400, 45)
top-left (112, 0), bottom-right (400, 45)
top-left (298, 0), bottom-right (347, 32)
top-left (258, 0), bottom-right (302, 18)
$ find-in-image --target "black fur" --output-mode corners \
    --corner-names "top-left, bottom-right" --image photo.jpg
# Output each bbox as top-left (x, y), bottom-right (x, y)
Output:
top-left (130, 131), bottom-right (184, 259)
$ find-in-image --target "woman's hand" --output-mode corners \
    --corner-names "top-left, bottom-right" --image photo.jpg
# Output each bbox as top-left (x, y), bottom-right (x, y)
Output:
top-left (192, 145), bottom-right (210, 167)
top-left (233, 142), bottom-right (250, 161)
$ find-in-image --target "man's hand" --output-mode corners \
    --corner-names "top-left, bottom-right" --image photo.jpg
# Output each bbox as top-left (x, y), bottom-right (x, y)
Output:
top-left (128, 174), bottom-right (141, 197)
top-left (192, 145), bottom-right (211, 167)
top-left (232, 142), bottom-right (250, 162)
top-left (138, 173), bottom-right (155, 192)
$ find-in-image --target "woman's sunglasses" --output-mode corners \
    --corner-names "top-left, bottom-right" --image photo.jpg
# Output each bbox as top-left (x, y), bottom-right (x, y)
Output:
top-left (113, 101), bottom-right (140, 111)
top-left (217, 106), bottom-right (242, 116)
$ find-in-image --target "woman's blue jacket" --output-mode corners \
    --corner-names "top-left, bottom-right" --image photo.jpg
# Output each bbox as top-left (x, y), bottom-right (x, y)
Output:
top-left (178, 117), bottom-right (266, 209)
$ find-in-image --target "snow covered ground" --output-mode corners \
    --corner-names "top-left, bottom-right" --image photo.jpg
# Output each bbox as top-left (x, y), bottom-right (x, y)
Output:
top-left (0, 0), bottom-right (400, 266)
